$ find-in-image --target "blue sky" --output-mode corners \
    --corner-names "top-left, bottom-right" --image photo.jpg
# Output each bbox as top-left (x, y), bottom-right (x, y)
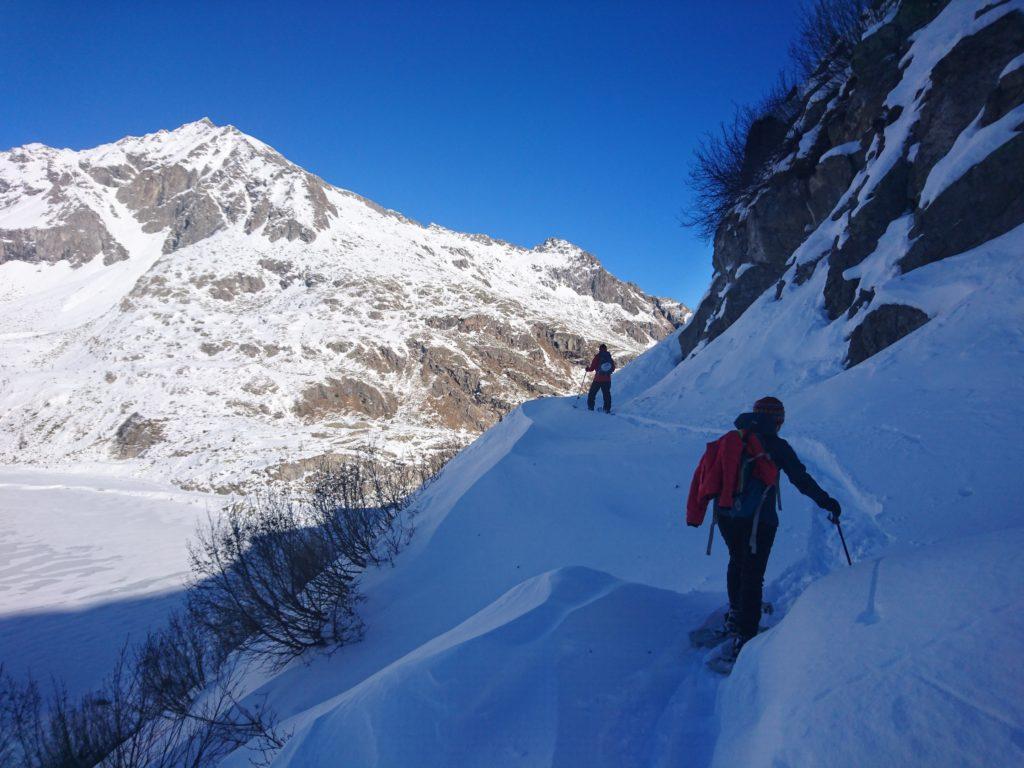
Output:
top-left (2, 0), bottom-right (804, 307)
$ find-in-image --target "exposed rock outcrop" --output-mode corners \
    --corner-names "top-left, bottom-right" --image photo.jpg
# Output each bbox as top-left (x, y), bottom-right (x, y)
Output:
top-left (845, 303), bottom-right (930, 367)
top-left (0, 206), bottom-right (127, 266)
top-left (295, 377), bottom-right (399, 422)
top-left (113, 413), bottom-right (166, 459)
top-left (682, 0), bottom-right (1024, 369)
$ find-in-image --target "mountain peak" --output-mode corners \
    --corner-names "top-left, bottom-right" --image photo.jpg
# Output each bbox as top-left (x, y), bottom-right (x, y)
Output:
top-left (534, 237), bottom-right (587, 257)
top-left (101, 118), bottom-right (270, 166)
top-left (166, 117), bottom-right (245, 139)
top-left (0, 121), bottom-right (688, 491)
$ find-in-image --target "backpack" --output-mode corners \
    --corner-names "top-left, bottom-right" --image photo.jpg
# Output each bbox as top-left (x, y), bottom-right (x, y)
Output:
top-left (719, 431), bottom-right (778, 520)
top-left (687, 428), bottom-right (781, 553)
top-left (597, 350), bottom-right (614, 374)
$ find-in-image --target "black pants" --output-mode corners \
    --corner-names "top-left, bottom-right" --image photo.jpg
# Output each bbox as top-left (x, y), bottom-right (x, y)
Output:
top-left (587, 381), bottom-right (611, 412)
top-left (717, 514), bottom-right (778, 640)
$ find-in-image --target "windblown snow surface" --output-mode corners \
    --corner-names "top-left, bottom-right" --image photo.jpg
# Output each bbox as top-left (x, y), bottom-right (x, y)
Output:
top-left (206, 213), bottom-right (1024, 767)
top-left (0, 469), bottom-right (218, 693)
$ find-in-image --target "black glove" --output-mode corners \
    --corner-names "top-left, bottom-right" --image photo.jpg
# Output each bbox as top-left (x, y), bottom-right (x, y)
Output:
top-left (687, 522), bottom-right (700, 528)
top-left (823, 497), bottom-right (841, 524)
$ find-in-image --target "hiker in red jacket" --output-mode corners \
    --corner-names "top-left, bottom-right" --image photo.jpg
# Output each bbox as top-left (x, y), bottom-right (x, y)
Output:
top-left (585, 344), bottom-right (616, 413)
top-left (687, 396), bottom-right (842, 664)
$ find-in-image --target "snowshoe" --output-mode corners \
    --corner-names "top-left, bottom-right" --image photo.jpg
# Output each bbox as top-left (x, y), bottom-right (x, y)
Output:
top-left (689, 624), bottom-right (731, 649)
top-left (689, 608), bottom-right (733, 648)
top-left (689, 604), bottom-right (772, 649)
top-left (705, 636), bottom-right (745, 676)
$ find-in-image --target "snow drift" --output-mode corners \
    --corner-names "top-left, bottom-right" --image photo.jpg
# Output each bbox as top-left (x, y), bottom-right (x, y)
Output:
top-left (241, 216), bottom-right (1023, 766)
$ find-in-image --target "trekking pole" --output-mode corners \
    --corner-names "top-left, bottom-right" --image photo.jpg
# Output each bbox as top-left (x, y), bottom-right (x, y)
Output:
top-left (834, 519), bottom-right (853, 566)
top-left (705, 510), bottom-right (717, 556)
top-left (573, 368), bottom-right (589, 407)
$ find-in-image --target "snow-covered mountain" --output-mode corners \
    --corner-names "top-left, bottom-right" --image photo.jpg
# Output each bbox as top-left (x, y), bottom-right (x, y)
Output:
top-left (2, 1), bottom-right (1022, 766)
top-left (0, 120), bottom-right (687, 490)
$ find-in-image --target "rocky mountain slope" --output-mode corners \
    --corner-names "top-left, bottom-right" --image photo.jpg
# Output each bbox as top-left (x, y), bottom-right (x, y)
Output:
top-left (0, 119), bottom-right (687, 490)
top-left (679, 0), bottom-right (1023, 369)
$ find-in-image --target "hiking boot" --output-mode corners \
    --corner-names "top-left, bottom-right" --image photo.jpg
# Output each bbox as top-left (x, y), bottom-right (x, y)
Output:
top-left (705, 632), bottom-right (752, 675)
top-left (724, 609), bottom-right (738, 636)
top-left (718, 636), bottom-right (738, 665)
top-left (732, 634), bottom-right (751, 658)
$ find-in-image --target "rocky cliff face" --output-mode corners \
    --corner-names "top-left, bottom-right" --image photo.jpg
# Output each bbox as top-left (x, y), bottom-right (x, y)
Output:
top-left (0, 120), bottom-right (688, 490)
top-left (680, 0), bottom-right (1024, 368)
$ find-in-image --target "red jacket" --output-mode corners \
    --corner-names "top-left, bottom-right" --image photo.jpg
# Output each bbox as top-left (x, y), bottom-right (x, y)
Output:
top-left (586, 353), bottom-right (615, 383)
top-left (686, 430), bottom-right (778, 526)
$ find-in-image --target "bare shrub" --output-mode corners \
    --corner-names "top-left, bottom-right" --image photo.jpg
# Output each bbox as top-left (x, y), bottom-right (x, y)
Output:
top-left (0, 637), bottom-right (283, 768)
top-left (306, 446), bottom-right (454, 568)
top-left (136, 612), bottom-right (210, 719)
top-left (683, 108), bottom-right (756, 240)
top-left (0, 444), bottom-right (458, 766)
top-left (683, 73), bottom-right (796, 239)
top-left (790, 0), bottom-right (873, 81)
top-left (683, 0), bottom-right (882, 239)
top-left (187, 445), bottom-right (456, 667)
top-left (187, 493), bottom-right (364, 666)
top-left (129, 647), bottom-right (284, 768)
top-left (0, 666), bottom-right (16, 765)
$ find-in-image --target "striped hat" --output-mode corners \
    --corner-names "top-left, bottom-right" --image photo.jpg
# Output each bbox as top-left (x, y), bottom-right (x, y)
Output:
top-left (753, 396), bottom-right (785, 425)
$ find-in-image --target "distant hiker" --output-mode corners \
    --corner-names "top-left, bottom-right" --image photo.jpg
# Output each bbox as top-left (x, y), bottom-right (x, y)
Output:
top-left (686, 396), bottom-right (842, 667)
top-left (585, 344), bottom-right (616, 412)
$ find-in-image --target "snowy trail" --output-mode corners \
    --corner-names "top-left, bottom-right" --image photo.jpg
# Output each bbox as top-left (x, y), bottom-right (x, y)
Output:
top-left (252, 299), bottom-right (1024, 766)
top-left (246, 386), bottom-right (882, 767)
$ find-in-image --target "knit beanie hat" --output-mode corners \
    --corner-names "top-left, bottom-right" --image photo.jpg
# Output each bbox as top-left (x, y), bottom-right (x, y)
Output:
top-left (753, 396), bottom-right (785, 426)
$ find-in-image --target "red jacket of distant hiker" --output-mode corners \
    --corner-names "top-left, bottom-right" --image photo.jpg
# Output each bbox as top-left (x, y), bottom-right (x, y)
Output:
top-left (686, 431), bottom-right (778, 526)
top-left (587, 353), bottom-right (615, 383)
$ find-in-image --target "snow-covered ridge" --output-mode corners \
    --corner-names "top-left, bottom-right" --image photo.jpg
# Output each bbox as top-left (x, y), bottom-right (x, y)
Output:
top-left (0, 120), bottom-right (689, 490)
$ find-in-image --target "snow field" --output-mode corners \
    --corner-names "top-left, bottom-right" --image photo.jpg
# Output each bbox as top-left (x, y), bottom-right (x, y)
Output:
top-left (718, 529), bottom-right (1024, 768)
top-left (268, 568), bottom-right (721, 768)
top-left (0, 468), bottom-right (218, 693)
